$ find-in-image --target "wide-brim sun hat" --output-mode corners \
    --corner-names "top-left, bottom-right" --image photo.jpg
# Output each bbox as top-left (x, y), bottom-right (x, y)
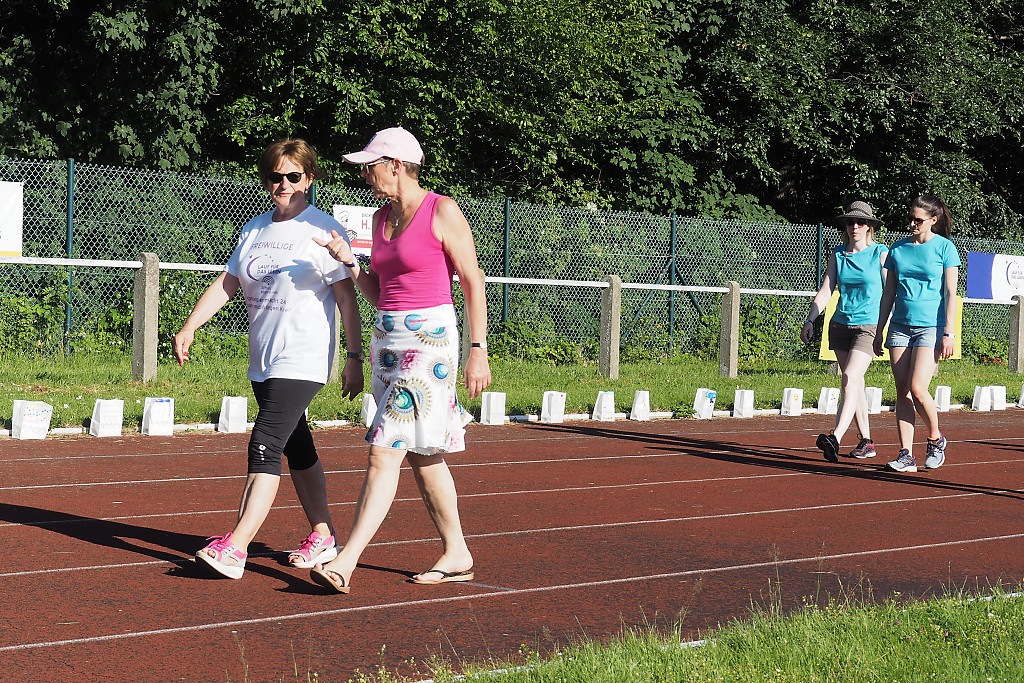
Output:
top-left (342, 127), bottom-right (425, 165)
top-left (833, 200), bottom-right (881, 226)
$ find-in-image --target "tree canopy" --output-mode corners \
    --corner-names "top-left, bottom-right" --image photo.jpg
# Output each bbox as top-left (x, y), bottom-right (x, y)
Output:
top-left (2, 0), bottom-right (1023, 235)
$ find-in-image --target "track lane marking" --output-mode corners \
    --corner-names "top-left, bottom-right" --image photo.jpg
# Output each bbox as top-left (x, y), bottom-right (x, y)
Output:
top-left (3, 531), bottom-right (1023, 653)
top-left (2, 487), bottom-right (1020, 578)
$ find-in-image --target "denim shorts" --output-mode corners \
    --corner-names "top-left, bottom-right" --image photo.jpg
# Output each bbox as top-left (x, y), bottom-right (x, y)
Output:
top-left (886, 322), bottom-right (941, 349)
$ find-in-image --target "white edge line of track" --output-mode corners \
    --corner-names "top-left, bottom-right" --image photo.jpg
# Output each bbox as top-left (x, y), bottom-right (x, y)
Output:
top-left (3, 532), bottom-right (1024, 653)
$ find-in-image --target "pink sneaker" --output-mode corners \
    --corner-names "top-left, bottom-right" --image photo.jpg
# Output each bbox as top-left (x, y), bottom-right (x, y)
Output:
top-left (288, 531), bottom-right (339, 568)
top-left (195, 533), bottom-right (247, 579)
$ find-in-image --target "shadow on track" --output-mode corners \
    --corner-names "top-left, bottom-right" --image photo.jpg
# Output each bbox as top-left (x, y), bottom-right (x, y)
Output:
top-left (525, 423), bottom-right (1024, 502)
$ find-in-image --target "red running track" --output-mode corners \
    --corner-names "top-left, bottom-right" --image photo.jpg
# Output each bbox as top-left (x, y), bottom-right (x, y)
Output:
top-left (1, 409), bottom-right (1022, 681)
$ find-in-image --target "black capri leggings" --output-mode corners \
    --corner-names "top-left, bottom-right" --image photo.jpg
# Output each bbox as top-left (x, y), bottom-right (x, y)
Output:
top-left (247, 378), bottom-right (324, 475)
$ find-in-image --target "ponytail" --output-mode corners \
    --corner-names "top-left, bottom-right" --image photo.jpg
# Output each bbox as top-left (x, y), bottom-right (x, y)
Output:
top-left (911, 195), bottom-right (953, 238)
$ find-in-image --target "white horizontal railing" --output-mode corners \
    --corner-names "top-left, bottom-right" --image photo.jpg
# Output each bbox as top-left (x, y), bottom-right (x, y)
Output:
top-left (1, 257), bottom-right (1021, 380)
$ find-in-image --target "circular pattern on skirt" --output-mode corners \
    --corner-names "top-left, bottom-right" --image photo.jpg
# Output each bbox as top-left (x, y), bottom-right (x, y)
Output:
top-left (384, 379), bottom-right (432, 423)
top-left (404, 314), bottom-right (427, 331)
top-left (381, 314), bottom-right (396, 332)
top-left (415, 325), bottom-right (449, 346)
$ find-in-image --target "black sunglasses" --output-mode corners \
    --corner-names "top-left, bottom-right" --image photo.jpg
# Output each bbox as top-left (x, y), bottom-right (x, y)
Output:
top-left (266, 171), bottom-right (306, 184)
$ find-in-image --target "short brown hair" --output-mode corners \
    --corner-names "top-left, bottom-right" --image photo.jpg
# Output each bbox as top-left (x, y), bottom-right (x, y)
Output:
top-left (258, 138), bottom-right (320, 182)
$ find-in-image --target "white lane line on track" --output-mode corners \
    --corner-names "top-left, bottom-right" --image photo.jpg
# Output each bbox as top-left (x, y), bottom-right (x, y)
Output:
top-left (3, 531), bottom-right (1024, 653)
top-left (4, 451), bottom-right (1024, 492)
top-left (3, 466), bottom-right (1022, 532)
top-left (3, 486), bottom-right (1020, 578)
top-left (3, 429), bottom-right (1022, 465)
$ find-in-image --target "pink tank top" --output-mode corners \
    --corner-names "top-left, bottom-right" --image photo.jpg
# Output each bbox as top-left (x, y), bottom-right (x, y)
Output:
top-left (372, 192), bottom-right (456, 310)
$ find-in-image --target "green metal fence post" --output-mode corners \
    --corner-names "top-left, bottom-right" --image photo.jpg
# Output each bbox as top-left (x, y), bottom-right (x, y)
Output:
top-left (503, 197), bottom-right (510, 324)
top-left (816, 222), bottom-right (823, 287)
top-left (310, 183), bottom-right (317, 208)
top-left (65, 158), bottom-right (75, 355)
top-left (669, 214), bottom-right (677, 349)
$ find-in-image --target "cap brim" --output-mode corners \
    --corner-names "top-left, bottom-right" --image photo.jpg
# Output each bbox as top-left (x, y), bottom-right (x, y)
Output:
top-left (342, 151), bottom-right (384, 164)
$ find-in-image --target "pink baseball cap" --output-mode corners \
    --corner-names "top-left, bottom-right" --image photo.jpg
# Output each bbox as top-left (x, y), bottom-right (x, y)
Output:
top-left (342, 127), bottom-right (425, 165)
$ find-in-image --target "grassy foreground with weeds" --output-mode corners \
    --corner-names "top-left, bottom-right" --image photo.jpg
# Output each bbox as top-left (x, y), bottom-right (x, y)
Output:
top-left (0, 351), bottom-right (1019, 429)
top-left (369, 585), bottom-right (1024, 683)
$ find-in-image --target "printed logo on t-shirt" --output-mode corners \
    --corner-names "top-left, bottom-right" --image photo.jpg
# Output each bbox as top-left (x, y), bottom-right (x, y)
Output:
top-left (243, 255), bottom-right (289, 312)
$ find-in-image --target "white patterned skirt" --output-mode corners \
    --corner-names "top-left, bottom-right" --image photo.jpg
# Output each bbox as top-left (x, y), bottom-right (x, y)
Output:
top-left (366, 304), bottom-right (470, 455)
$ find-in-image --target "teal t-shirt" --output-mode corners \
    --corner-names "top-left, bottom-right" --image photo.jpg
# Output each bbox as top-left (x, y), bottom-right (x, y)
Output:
top-left (883, 235), bottom-right (961, 327)
top-left (834, 242), bottom-right (887, 325)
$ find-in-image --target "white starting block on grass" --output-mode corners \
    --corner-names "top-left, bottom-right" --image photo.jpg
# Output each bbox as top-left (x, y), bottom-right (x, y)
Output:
top-left (540, 391), bottom-right (566, 424)
top-left (629, 390), bottom-right (650, 421)
top-left (360, 393), bottom-right (377, 427)
top-left (972, 385), bottom-right (992, 411)
top-left (89, 399), bottom-right (124, 437)
top-left (817, 387), bottom-right (840, 415)
top-left (592, 391), bottom-right (615, 422)
top-left (142, 397), bottom-right (175, 436)
top-left (693, 388), bottom-right (716, 420)
top-left (934, 385), bottom-right (951, 412)
top-left (217, 396), bottom-right (248, 433)
top-left (989, 385), bottom-right (1007, 411)
top-left (781, 388), bottom-right (803, 416)
top-left (480, 391), bottom-right (506, 425)
top-left (1019, 383), bottom-right (1024, 409)
top-left (11, 400), bottom-right (53, 440)
top-left (865, 387), bottom-right (884, 414)
top-left (733, 389), bottom-right (754, 418)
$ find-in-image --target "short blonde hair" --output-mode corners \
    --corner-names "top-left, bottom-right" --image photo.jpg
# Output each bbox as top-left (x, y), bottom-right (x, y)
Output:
top-left (258, 138), bottom-right (320, 182)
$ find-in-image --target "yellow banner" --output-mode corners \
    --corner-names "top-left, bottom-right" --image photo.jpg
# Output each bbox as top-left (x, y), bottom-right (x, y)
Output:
top-left (818, 293), bottom-right (962, 361)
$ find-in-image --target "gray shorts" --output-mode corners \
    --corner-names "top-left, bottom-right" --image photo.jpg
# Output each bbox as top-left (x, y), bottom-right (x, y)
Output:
top-left (828, 321), bottom-right (877, 354)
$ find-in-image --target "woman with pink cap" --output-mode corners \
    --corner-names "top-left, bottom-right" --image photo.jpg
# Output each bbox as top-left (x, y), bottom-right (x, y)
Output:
top-left (310, 127), bottom-right (491, 593)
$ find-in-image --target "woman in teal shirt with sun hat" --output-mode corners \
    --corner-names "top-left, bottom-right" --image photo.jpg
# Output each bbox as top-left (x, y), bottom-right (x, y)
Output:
top-left (802, 201), bottom-right (887, 462)
top-left (873, 195), bottom-right (961, 473)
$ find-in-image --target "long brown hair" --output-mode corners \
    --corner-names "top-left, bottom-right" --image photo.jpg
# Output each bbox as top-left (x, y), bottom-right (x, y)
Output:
top-left (911, 195), bottom-right (953, 238)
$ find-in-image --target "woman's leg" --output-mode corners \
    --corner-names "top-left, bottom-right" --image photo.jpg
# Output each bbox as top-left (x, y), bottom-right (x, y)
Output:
top-left (908, 346), bottom-right (942, 441)
top-left (889, 346), bottom-right (916, 452)
top-left (318, 445), bottom-right (408, 584)
top-left (408, 453), bottom-right (473, 577)
top-left (291, 461), bottom-right (333, 539)
top-left (204, 379), bottom-right (321, 555)
top-left (832, 348), bottom-right (873, 444)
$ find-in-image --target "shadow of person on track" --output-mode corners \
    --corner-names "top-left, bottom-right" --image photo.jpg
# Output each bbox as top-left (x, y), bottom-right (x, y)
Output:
top-left (525, 422), bottom-right (1024, 503)
top-left (0, 502), bottom-right (323, 591)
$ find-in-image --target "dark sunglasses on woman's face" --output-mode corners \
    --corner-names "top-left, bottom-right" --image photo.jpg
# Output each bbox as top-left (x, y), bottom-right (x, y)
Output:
top-left (266, 171), bottom-right (305, 184)
top-left (909, 216), bottom-right (929, 226)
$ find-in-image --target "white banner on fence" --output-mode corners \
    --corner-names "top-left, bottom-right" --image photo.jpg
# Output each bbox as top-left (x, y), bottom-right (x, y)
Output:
top-left (331, 205), bottom-right (376, 256)
top-left (0, 181), bottom-right (24, 257)
top-left (966, 251), bottom-right (1024, 301)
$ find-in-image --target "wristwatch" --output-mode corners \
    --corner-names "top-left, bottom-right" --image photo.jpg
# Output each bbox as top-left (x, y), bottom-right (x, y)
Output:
top-left (470, 342), bottom-right (488, 350)
top-left (346, 351), bottom-right (365, 361)
top-left (943, 333), bottom-right (955, 339)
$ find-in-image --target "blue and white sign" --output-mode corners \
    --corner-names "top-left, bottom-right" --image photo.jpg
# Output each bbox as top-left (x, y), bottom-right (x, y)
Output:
top-left (966, 251), bottom-right (1024, 301)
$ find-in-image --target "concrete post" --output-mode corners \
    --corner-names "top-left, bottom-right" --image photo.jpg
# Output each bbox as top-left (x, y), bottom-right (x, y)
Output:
top-left (1009, 294), bottom-right (1024, 374)
top-left (599, 275), bottom-right (622, 379)
top-left (132, 253), bottom-right (160, 382)
top-left (719, 281), bottom-right (740, 378)
top-left (328, 312), bottom-right (340, 383)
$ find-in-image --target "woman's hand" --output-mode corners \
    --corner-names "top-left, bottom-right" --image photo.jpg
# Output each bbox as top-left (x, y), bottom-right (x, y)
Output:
top-left (872, 335), bottom-right (884, 357)
top-left (799, 320), bottom-right (814, 344)
top-left (940, 334), bottom-right (955, 360)
top-left (173, 328), bottom-right (194, 366)
top-left (464, 347), bottom-right (491, 399)
top-left (313, 229), bottom-right (356, 265)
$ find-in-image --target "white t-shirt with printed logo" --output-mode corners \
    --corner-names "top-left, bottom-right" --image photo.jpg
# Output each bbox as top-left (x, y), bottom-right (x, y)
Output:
top-left (226, 205), bottom-right (352, 384)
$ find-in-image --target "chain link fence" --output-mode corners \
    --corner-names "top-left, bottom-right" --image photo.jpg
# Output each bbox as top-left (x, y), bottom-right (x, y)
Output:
top-left (0, 156), bottom-right (1020, 361)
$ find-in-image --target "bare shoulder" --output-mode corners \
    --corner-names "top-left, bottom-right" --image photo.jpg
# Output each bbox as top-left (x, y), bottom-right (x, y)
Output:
top-left (435, 196), bottom-right (468, 223)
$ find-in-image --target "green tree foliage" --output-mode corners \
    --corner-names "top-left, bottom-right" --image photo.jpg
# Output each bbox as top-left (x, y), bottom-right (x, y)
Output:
top-left (2, 0), bottom-right (1023, 235)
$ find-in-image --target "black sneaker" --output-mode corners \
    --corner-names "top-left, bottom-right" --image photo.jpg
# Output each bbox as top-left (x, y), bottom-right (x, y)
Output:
top-left (848, 437), bottom-right (876, 459)
top-left (816, 433), bottom-right (840, 463)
